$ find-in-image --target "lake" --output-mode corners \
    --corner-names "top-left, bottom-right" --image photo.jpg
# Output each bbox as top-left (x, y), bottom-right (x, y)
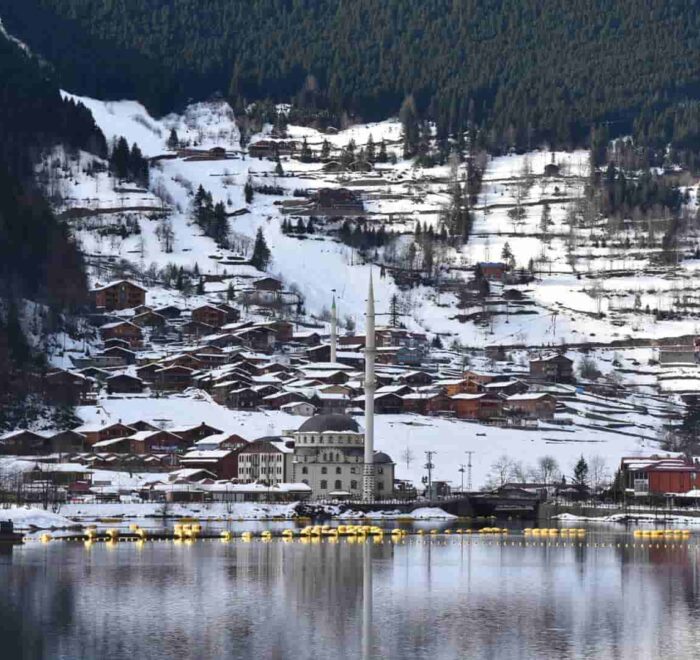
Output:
top-left (2, 529), bottom-right (700, 659)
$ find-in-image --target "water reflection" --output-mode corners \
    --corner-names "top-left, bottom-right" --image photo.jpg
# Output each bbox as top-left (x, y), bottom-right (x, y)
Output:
top-left (2, 535), bottom-right (700, 659)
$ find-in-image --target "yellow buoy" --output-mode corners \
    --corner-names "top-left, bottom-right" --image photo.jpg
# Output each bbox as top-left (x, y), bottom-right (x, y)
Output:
top-left (40, 533), bottom-right (52, 543)
top-left (106, 528), bottom-right (119, 540)
top-left (220, 530), bottom-right (233, 541)
top-left (241, 531), bottom-right (253, 542)
top-left (128, 523), bottom-right (140, 532)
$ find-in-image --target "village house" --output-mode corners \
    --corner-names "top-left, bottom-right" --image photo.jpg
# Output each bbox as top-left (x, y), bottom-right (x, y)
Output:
top-left (483, 379), bottom-right (530, 397)
top-left (477, 262), bottom-right (507, 282)
top-left (90, 280), bottom-right (146, 310)
top-left (529, 353), bottom-right (574, 383)
top-left (99, 321), bottom-right (143, 348)
top-left (106, 373), bottom-right (145, 394)
top-left (194, 433), bottom-right (248, 451)
top-left (237, 438), bottom-right (293, 484)
top-left (77, 422), bottom-right (138, 447)
top-left (180, 449), bottom-right (241, 479)
top-left (253, 276), bottom-right (284, 292)
top-left (617, 456), bottom-right (700, 496)
top-left (44, 370), bottom-right (93, 405)
top-left (131, 309), bottom-right (166, 328)
top-left (401, 391), bottom-right (452, 415)
top-left (0, 430), bottom-right (48, 455)
top-left (154, 304), bottom-right (182, 320)
top-left (169, 423), bottom-right (223, 445)
top-left (153, 365), bottom-right (195, 391)
top-left (101, 346), bottom-right (137, 365)
top-left (451, 393), bottom-right (503, 420)
top-left (49, 430), bottom-right (87, 454)
top-left (280, 401), bottom-right (317, 416)
top-left (505, 393), bottom-right (556, 420)
top-left (191, 304), bottom-right (232, 328)
top-left (126, 429), bottom-right (189, 454)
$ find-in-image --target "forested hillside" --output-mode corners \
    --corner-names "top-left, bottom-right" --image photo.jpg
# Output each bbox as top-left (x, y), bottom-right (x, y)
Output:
top-left (4, 0), bottom-right (700, 152)
top-left (0, 28), bottom-right (106, 426)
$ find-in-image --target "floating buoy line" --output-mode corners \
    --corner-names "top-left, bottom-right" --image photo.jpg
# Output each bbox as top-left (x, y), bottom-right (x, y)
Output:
top-left (27, 525), bottom-right (700, 551)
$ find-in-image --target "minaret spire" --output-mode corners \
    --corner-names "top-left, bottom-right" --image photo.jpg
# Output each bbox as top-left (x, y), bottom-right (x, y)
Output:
top-left (363, 271), bottom-right (376, 502)
top-left (330, 293), bottom-right (337, 363)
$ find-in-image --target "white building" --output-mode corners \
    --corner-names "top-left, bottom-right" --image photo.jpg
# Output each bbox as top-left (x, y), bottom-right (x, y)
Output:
top-left (291, 414), bottom-right (394, 498)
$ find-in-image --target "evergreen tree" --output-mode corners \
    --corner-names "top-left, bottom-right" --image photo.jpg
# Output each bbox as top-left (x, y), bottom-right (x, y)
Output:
top-left (320, 139), bottom-right (331, 161)
top-left (167, 127), bottom-right (179, 150)
top-left (399, 95), bottom-right (419, 158)
top-left (110, 136), bottom-right (130, 180)
top-left (250, 227), bottom-right (271, 270)
top-left (275, 158), bottom-right (284, 177)
top-left (244, 178), bottom-right (254, 204)
top-left (573, 456), bottom-right (589, 486)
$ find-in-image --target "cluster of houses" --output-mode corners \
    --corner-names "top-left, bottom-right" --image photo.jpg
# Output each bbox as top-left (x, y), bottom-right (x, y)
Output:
top-left (0, 413), bottom-right (395, 503)
top-left (42, 279), bottom-right (577, 424)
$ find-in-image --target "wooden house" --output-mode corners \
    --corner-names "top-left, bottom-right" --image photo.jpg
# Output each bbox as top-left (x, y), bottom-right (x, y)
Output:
top-left (529, 354), bottom-right (574, 383)
top-left (451, 393), bottom-right (503, 420)
top-left (99, 321), bottom-right (143, 347)
top-left (153, 365), bottom-right (195, 391)
top-left (90, 280), bottom-right (146, 310)
top-left (505, 393), bottom-right (556, 419)
top-left (106, 373), bottom-right (145, 394)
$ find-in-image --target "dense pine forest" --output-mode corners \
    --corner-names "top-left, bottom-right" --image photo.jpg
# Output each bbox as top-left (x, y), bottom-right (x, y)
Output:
top-left (4, 0), bottom-right (700, 154)
top-left (0, 28), bottom-right (106, 425)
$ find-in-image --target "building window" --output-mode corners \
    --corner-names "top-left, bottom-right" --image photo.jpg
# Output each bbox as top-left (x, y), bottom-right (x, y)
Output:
top-left (320, 480), bottom-right (327, 489)
top-left (336, 466), bottom-right (342, 474)
top-left (378, 482), bottom-right (384, 491)
top-left (302, 466), bottom-right (308, 474)
top-left (378, 468), bottom-right (383, 475)
top-left (321, 467), bottom-right (327, 474)
top-left (351, 480), bottom-right (358, 490)
top-left (335, 480), bottom-right (342, 489)
top-left (351, 467), bottom-right (356, 474)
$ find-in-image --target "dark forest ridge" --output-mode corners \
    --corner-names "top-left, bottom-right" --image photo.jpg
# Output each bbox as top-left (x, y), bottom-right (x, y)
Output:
top-left (3, 0), bottom-right (700, 151)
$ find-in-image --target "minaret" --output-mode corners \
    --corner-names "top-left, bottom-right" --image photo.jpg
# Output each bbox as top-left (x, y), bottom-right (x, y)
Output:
top-left (363, 272), bottom-right (376, 502)
top-left (330, 293), bottom-right (337, 363)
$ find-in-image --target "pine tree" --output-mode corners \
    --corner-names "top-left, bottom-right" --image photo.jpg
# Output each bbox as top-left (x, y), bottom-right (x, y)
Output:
top-left (320, 139), bottom-right (331, 161)
top-left (573, 456), bottom-right (589, 486)
top-left (196, 277), bottom-right (205, 295)
top-left (296, 217), bottom-right (306, 234)
top-left (167, 127), bottom-right (179, 150)
top-left (366, 134), bottom-right (376, 163)
top-left (275, 158), bottom-right (284, 177)
top-left (226, 281), bottom-right (235, 301)
top-left (300, 138), bottom-right (312, 163)
top-left (244, 179), bottom-right (254, 204)
top-left (399, 95), bottom-right (419, 158)
top-left (250, 227), bottom-right (271, 271)
top-left (110, 136), bottom-right (131, 180)
top-left (377, 140), bottom-right (388, 163)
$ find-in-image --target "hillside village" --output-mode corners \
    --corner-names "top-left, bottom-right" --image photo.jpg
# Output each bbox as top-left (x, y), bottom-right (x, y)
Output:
top-left (5, 94), bottom-right (700, 510)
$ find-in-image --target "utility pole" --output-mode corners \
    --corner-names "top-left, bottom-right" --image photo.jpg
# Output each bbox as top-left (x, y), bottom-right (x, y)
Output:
top-left (424, 450), bottom-right (436, 499)
top-left (458, 464), bottom-right (466, 493)
top-left (465, 451), bottom-right (475, 491)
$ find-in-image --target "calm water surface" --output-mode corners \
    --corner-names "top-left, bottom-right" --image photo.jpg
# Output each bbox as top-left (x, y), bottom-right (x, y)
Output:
top-left (2, 530), bottom-right (700, 659)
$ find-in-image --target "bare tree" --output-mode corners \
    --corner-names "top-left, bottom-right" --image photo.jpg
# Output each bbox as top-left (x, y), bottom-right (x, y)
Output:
top-left (534, 455), bottom-right (560, 485)
top-left (401, 447), bottom-right (415, 470)
top-left (486, 454), bottom-right (516, 489)
top-left (588, 455), bottom-right (610, 492)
